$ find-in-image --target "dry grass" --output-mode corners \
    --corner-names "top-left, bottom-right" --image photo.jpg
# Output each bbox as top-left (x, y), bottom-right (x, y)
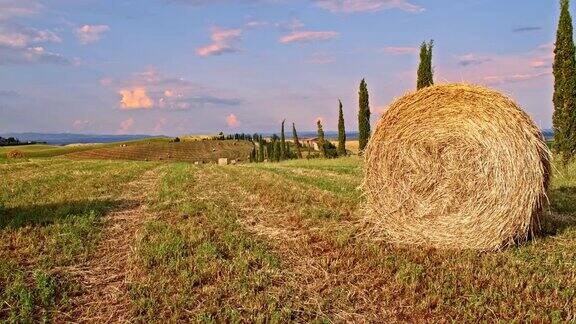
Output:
top-left (2, 155), bottom-right (575, 322)
top-left (363, 84), bottom-right (551, 250)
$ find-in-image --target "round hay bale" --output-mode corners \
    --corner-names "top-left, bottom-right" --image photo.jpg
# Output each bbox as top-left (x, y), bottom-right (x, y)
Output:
top-left (6, 149), bottom-right (25, 159)
top-left (363, 84), bottom-right (550, 250)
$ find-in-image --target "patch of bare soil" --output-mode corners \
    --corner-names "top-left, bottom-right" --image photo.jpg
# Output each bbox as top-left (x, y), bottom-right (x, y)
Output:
top-left (57, 167), bottom-right (161, 323)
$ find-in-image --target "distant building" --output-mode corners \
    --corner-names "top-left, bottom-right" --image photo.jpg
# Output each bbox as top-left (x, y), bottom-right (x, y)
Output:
top-left (301, 138), bottom-right (320, 151)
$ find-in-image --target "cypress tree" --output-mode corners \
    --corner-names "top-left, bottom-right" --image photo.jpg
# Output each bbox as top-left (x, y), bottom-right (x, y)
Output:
top-left (417, 40), bottom-right (434, 90)
top-left (274, 141), bottom-right (281, 162)
top-left (358, 79), bottom-right (371, 152)
top-left (258, 137), bottom-right (265, 162)
top-left (554, 0), bottom-right (576, 161)
top-left (317, 119), bottom-right (327, 157)
top-left (280, 119), bottom-right (286, 160)
top-left (292, 123), bottom-right (303, 158)
top-left (337, 99), bottom-right (346, 156)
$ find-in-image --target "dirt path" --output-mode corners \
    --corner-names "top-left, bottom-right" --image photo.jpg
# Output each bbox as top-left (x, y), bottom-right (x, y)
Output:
top-left (59, 166), bottom-right (162, 323)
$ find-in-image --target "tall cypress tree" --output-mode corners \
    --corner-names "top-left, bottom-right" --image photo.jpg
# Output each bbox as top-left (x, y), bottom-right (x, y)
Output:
top-left (554, 0), bottom-right (576, 161)
top-left (417, 40), bottom-right (434, 90)
top-left (258, 136), bottom-right (265, 162)
top-left (317, 119), bottom-right (327, 157)
top-left (292, 122), bottom-right (303, 159)
top-left (280, 119), bottom-right (286, 160)
top-left (337, 99), bottom-right (346, 156)
top-left (358, 79), bottom-right (371, 152)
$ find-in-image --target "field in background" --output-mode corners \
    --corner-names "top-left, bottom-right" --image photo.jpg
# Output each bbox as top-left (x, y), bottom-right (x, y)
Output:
top-left (66, 140), bottom-right (253, 163)
top-left (1, 138), bottom-right (254, 164)
top-left (1, 152), bottom-right (575, 322)
top-left (0, 138), bottom-right (169, 160)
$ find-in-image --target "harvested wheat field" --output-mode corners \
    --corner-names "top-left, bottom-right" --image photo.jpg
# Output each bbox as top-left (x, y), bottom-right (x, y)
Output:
top-left (363, 84), bottom-right (551, 250)
top-left (1, 155), bottom-right (575, 322)
top-left (66, 140), bottom-right (253, 163)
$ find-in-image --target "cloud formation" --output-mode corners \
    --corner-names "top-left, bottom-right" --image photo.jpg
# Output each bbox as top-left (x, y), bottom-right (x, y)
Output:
top-left (197, 27), bottom-right (242, 56)
top-left (0, 6), bottom-right (73, 66)
top-left (119, 117), bottom-right (134, 133)
top-left (0, 0), bottom-right (41, 21)
top-left (75, 24), bottom-right (110, 44)
top-left (112, 69), bottom-right (243, 110)
top-left (226, 113), bottom-right (239, 127)
top-left (0, 25), bottom-right (60, 47)
top-left (280, 30), bottom-right (338, 44)
top-left (314, 0), bottom-right (423, 13)
top-left (119, 87), bottom-right (154, 109)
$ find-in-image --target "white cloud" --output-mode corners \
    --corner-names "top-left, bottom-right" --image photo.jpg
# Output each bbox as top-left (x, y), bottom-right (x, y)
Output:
top-left (0, 25), bottom-right (61, 48)
top-left (75, 24), bottom-right (110, 44)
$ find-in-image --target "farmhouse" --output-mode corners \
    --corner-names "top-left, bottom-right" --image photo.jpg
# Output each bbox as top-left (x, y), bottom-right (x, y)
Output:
top-left (301, 137), bottom-right (320, 151)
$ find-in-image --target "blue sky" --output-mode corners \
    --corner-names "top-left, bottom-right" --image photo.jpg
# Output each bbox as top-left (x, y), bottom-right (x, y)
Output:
top-left (0, 0), bottom-right (560, 135)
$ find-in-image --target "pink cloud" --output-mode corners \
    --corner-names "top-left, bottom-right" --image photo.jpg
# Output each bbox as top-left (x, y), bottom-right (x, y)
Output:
top-left (226, 113), bottom-right (240, 127)
top-left (280, 31), bottom-right (338, 44)
top-left (154, 117), bottom-right (167, 132)
top-left (75, 24), bottom-right (110, 44)
top-left (382, 46), bottom-right (417, 55)
top-left (119, 87), bottom-right (154, 109)
top-left (315, 0), bottom-right (424, 13)
top-left (196, 27), bottom-right (242, 57)
top-left (119, 117), bottom-right (134, 133)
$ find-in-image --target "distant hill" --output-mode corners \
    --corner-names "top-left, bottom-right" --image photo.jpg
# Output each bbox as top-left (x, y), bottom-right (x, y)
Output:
top-left (0, 133), bottom-right (162, 146)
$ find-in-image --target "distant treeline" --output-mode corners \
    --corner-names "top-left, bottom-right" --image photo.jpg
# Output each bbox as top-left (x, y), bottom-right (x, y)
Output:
top-left (0, 136), bottom-right (45, 146)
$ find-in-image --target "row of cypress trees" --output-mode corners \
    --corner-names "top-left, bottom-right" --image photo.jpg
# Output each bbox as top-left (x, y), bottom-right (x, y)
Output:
top-left (247, 41), bottom-right (436, 162)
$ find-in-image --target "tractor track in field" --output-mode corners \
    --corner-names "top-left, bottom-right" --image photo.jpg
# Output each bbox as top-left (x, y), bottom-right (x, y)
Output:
top-left (56, 165), bottom-right (163, 323)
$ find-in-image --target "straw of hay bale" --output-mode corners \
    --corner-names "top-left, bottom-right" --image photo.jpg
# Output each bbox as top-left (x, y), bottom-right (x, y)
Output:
top-left (363, 84), bottom-right (550, 250)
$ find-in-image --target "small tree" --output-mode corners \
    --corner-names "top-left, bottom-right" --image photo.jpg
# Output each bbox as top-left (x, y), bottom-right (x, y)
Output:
top-left (292, 122), bottom-right (303, 159)
top-left (317, 119), bottom-right (327, 157)
top-left (337, 99), bottom-right (346, 156)
top-left (358, 79), bottom-right (371, 152)
top-left (417, 40), bottom-right (434, 90)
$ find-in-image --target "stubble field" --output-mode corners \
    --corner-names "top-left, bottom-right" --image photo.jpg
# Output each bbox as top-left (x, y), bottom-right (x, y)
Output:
top-left (1, 150), bottom-right (575, 322)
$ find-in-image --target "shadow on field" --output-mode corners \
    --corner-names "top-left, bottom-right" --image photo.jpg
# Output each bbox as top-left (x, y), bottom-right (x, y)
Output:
top-left (0, 199), bottom-right (126, 229)
top-left (541, 186), bottom-right (576, 235)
